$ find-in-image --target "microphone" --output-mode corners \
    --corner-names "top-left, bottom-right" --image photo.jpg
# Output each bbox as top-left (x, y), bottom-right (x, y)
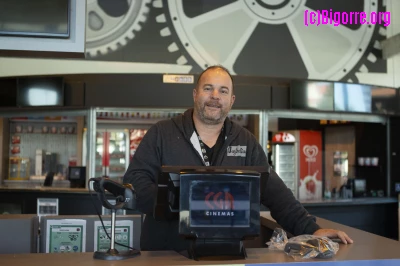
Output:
top-left (89, 177), bottom-right (137, 210)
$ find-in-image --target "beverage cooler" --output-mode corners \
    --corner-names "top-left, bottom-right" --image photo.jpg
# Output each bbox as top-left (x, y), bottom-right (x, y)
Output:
top-left (271, 130), bottom-right (323, 200)
top-left (95, 129), bottom-right (130, 183)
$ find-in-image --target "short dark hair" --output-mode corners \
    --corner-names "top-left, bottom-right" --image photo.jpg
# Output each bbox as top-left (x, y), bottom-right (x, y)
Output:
top-left (195, 65), bottom-right (234, 94)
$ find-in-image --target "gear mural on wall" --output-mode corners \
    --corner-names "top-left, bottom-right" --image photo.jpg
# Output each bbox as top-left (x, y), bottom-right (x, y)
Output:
top-left (85, 0), bottom-right (151, 57)
top-left (83, 0), bottom-right (388, 85)
top-left (154, 0), bottom-right (387, 83)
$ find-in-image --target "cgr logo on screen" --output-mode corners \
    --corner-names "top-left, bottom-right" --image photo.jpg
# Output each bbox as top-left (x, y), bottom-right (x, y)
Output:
top-left (204, 191), bottom-right (235, 217)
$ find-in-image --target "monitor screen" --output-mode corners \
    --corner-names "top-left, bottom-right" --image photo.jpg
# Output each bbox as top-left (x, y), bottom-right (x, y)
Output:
top-left (354, 179), bottom-right (366, 193)
top-left (334, 82), bottom-right (371, 113)
top-left (395, 183), bottom-right (400, 193)
top-left (371, 87), bottom-right (398, 115)
top-left (0, 0), bottom-right (70, 38)
top-left (290, 80), bottom-right (334, 111)
top-left (17, 77), bottom-right (64, 107)
top-left (68, 167), bottom-right (84, 180)
top-left (189, 180), bottom-right (250, 228)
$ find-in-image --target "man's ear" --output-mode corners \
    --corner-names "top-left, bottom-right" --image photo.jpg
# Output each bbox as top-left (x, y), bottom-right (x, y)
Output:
top-left (230, 94), bottom-right (236, 108)
top-left (193, 88), bottom-right (198, 100)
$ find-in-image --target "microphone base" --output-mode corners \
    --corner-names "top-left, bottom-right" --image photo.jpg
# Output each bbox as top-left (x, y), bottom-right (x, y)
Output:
top-left (93, 249), bottom-right (141, 260)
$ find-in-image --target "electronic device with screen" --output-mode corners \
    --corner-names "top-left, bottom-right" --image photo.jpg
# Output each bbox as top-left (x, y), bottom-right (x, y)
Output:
top-left (334, 82), bottom-right (372, 113)
top-left (0, 0), bottom-right (70, 38)
top-left (371, 86), bottom-right (399, 115)
top-left (395, 182), bottom-right (400, 193)
top-left (290, 80), bottom-right (334, 111)
top-left (155, 166), bottom-right (270, 260)
top-left (17, 77), bottom-right (64, 107)
top-left (351, 179), bottom-right (367, 197)
top-left (68, 166), bottom-right (86, 188)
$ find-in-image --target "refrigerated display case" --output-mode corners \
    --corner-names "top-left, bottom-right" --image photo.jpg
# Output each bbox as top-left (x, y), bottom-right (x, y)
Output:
top-left (271, 132), bottom-right (298, 197)
top-left (271, 130), bottom-right (323, 200)
top-left (94, 129), bottom-right (129, 183)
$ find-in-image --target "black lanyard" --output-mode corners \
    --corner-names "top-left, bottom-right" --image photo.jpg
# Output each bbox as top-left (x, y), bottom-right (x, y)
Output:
top-left (196, 134), bottom-right (211, 166)
top-left (195, 125), bottom-right (224, 167)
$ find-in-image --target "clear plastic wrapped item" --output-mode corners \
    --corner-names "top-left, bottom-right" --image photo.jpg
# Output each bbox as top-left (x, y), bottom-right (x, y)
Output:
top-left (266, 228), bottom-right (339, 260)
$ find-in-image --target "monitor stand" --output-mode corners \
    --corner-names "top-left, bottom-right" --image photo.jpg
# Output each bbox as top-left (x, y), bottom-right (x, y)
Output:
top-left (93, 209), bottom-right (141, 260)
top-left (186, 238), bottom-right (247, 261)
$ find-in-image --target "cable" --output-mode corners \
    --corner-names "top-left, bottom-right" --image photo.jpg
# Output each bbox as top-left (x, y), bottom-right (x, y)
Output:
top-left (88, 179), bottom-right (135, 251)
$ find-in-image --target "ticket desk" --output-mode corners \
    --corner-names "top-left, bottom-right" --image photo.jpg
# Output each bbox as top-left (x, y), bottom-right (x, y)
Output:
top-left (1, 212), bottom-right (399, 266)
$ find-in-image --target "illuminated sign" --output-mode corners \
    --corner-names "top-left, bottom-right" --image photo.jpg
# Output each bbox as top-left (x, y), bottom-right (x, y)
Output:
top-left (163, 74), bottom-right (194, 84)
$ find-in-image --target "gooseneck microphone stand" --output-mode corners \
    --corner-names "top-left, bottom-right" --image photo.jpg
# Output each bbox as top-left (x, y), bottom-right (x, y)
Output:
top-left (90, 177), bottom-right (141, 260)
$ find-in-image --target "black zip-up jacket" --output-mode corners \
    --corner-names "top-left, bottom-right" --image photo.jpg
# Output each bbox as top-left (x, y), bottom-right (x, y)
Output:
top-left (123, 108), bottom-right (320, 251)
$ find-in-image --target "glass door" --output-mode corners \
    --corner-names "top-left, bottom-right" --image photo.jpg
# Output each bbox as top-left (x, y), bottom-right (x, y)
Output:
top-left (94, 129), bottom-right (129, 183)
top-left (107, 131), bottom-right (129, 183)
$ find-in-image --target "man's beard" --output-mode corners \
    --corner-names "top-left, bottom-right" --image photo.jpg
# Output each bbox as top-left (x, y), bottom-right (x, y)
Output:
top-left (195, 101), bottom-right (229, 125)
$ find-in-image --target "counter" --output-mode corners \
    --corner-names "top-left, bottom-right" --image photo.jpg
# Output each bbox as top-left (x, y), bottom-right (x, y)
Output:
top-left (0, 186), bottom-right (88, 194)
top-left (300, 197), bottom-right (398, 207)
top-left (0, 187), bottom-right (398, 239)
top-left (1, 185), bottom-right (396, 203)
top-left (0, 212), bottom-right (399, 265)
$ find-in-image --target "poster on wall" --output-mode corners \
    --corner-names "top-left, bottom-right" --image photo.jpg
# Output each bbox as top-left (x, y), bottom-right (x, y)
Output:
top-left (333, 151), bottom-right (349, 177)
top-left (298, 131), bottom-right (322, 200)
top-left (93, 220), bottom-right (133, 252)
top-left (46, 219), bottom-right (86, 253)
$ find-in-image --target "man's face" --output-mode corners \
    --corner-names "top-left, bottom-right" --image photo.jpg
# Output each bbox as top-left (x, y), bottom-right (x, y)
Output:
top-left (193, 68), bottom-right (235, 125)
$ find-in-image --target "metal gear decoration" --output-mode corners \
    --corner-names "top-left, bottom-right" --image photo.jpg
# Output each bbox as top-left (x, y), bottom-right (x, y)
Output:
top-left (86, 0), bottom-right (151, 57)
top-left (155, 0), bottom-right (386, 82)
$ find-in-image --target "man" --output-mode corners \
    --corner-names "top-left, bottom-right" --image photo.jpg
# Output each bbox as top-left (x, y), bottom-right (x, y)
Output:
top-left (123, 65), bottom-right (353, 251)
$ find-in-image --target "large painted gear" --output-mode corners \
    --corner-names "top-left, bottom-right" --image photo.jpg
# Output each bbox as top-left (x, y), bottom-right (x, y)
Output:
top-left (341, 0), bottom-right (387, 83)
top-left (86, 0), bottom-right (151, 57)
top-left (154, 0), bottom-right (386, 82)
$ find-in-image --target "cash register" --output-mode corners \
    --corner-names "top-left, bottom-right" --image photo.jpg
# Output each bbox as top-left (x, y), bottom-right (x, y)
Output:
top-left (155, 165), bottom-right (270, 261)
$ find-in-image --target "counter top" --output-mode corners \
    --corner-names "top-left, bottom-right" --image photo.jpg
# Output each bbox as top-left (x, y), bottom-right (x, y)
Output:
top-left (0, 212), bottom-right (399, 265)
top-left (0, 186), bottom-right (89, 194)
top-left (300, 197), bottom-right (398, 206)
top-left (0, 248), bottom-right (398, 266)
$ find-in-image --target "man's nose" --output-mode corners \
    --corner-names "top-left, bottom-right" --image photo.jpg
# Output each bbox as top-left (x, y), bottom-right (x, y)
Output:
top-left (211, 89), bottom-right (220, 99)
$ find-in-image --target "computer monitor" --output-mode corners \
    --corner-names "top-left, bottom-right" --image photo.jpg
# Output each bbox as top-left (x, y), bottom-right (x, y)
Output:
top-left (351, 178), bottom-right (367, 197)
top-left (155, 165), bottom-right (270, 260)
top-left (68, 166), bottom-right (86, 188)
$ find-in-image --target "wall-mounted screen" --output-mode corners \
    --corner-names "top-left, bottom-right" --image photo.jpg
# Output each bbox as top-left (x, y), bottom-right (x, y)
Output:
top-left (334, 83), bottom-right (371, 113)
top-left (17, 77), bottom-right (64, 107)
top-left (371, 87), bottom-right (398, 115)
top-left (0, 0), bottom-right (70, 38)
top-left (290, 80), bottom-right (334, 111)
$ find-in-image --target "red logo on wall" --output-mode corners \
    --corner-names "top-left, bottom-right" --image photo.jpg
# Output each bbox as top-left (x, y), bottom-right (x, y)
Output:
top-left (205, 192), bottom-right (234, 210)
top-left (299, 131), bottom-right (322, 200)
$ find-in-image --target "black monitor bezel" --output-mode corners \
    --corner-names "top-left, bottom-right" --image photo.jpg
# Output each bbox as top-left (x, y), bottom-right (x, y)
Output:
top-left (155, 166), bottom-right (270, 238)
top-left (178, 170), bottom-right (261, 240)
